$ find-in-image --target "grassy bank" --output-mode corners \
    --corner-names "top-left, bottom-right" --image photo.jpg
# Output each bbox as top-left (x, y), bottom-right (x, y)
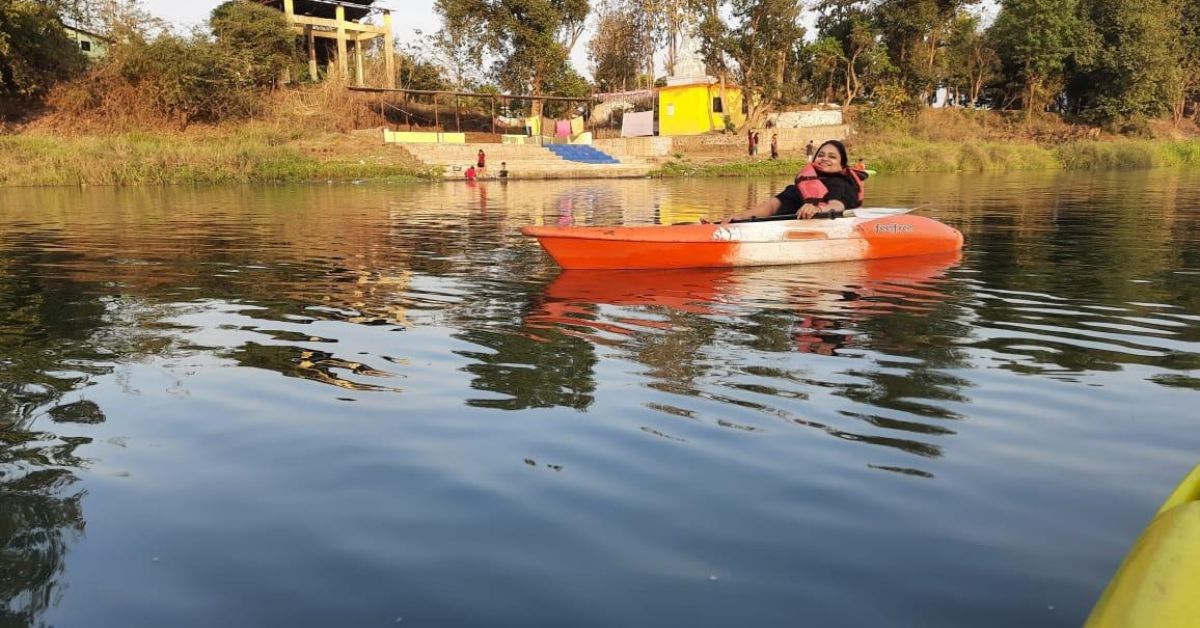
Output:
top-left (0, 128), bottom-right (433, 187)
top-left (653, 138), bottom-right (1200, 178)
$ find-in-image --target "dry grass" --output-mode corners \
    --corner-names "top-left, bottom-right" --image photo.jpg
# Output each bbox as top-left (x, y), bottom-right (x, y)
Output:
top-left (0, 125), bottom-right (431, 187)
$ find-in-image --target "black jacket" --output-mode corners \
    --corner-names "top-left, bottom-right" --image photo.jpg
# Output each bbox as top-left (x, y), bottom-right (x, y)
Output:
top-left (775, 170), bottom-right (866, 214)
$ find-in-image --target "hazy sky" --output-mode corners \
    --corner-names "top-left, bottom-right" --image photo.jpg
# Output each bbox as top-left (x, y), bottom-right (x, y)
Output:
top-left (137, 0), bottom-right (594, 75)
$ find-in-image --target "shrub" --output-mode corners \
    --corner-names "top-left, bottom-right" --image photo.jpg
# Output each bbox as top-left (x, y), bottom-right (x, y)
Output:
top-left (210, 0), bottom-right (299, 88)
top-left (52, 34), bottom-right (262, 129)
top-left (857, 82), bottom-right (920, 132)
top-left (0, 0), bottom-right (87, 97)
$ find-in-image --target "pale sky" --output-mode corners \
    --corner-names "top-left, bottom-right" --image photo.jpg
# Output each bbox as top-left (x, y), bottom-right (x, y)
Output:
top-left (137, 0), bottom-right (595, 76)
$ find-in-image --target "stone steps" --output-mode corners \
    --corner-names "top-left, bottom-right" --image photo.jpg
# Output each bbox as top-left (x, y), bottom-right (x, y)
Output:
top-left (393, 142), bottom-right (654, 180)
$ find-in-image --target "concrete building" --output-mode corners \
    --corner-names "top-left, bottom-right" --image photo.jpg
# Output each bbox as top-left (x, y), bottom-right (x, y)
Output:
top-left (255, 0), bottom-right (395, 88)
top-left (63, 24), bottom-right (109, 60)
top-left (656, 34), bottom-right (746, 136)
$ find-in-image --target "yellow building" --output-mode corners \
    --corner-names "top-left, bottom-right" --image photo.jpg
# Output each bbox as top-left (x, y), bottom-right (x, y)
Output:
top-left (657, 81), bottom-right (746, 136)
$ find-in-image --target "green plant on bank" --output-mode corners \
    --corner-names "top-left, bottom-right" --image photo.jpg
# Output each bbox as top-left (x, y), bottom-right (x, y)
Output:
top-left (652, 139), bottom-right (1200, 177)
top-left (0, 134), bottom-right (430, 186)
top-left (0, 0), bottom-right (87, 97)
top-left (1054, 140), bottom-right (1200, 169)
top-left (654, 157), bottom-right (811, 178)
top-left (855, 83), bottom-right (921, 132)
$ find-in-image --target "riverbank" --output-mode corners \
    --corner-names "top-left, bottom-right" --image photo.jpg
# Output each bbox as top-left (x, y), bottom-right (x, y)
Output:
top-left (652, 138), bottom-right (1200, 178)
top-left (4, 125), bottom-right (1200, 187)
top-left (0, 127), bottom-right (433, 187)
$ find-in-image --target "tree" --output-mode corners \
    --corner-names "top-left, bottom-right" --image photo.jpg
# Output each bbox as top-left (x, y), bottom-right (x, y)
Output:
top-left (588, 1), bottom-right (643, 91)
top-left (872, 0), bottom-right (977, 102)
top-left (395, 33), bottom-right (452, 91)
top-left (1175, 0), bottom-right (1200, 124)
top-left (1071, 0), bottom-right (1184, 125)
top-left (434, 0), bottom-right (589, 116)
top-left (83, 0), bottom-right (168, 39)
top-left (816, 7), bottom-right (884, 107)
top-left (693, 0), bottom-right (805, 126)
top-left (422, 28), bottom-right (477, 90)
top-left (0, 0), bottom-right (87, 97)
top-left (645, 0), bottom-right (690, 76)
top-left (805, 37), bottom-right (844, 104)
top-left (944, 11), bottom-right (998, 107)
top-left (210, 0), bottom-right (299, 88)
top-left (989, 0), bottom-right (1084, 120)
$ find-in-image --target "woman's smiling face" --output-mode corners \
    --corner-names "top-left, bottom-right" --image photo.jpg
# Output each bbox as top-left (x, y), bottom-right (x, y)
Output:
top-left (813, 144), bottom-right (844, 173)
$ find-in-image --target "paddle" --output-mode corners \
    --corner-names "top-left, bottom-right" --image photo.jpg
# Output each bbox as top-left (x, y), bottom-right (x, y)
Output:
top-left (701, 206), bottom-right (922, 225)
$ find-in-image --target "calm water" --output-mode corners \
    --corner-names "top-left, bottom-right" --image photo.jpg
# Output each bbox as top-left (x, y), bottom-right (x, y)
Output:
top-left (1, 171), bottom-right (1199, 627)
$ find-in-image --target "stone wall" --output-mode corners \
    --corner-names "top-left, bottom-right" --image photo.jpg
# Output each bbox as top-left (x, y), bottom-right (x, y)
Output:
top-left (588, 124), bottom-right (850, 158)
top-left (767, 110), bottom-right (844, 128)
top-left (595, 137), bottom-right (674, 157)
top-left (754, 125), bottom-right (852, 151)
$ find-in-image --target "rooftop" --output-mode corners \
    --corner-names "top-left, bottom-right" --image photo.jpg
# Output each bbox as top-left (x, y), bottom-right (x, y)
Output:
top-left (255, 0), bottom-right (381, 22)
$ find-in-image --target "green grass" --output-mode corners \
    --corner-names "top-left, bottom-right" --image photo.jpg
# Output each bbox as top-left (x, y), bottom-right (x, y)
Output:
top-left (654, 158), bottom-right (810, 178)
top-left (652, 138), bottom-right (1200, 177)
top-left (6, 131), bottom-right (1199, 186)
top-left (1054, 140), bottom-right (1200, 170)
top-left (0, 133), bottom-right (430, 187)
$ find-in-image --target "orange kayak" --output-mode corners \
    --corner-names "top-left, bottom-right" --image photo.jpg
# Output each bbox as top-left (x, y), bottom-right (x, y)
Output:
top-left (521, 211), bottom-right (964, 270)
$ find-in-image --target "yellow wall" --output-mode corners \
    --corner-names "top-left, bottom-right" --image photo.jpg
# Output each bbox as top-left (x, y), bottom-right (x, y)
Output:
top-left (383, 131), bottom-right (466, 144)
top-left (657, 83), bottom-right (745, 136)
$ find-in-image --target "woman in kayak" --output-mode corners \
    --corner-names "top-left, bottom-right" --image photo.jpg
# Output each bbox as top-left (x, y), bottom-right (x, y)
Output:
top-left (714, 140), bottom-right (866, 223)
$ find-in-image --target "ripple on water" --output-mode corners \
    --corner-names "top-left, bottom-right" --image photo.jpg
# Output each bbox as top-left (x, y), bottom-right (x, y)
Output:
top-left (2, 176), bottom-right (1200, 627)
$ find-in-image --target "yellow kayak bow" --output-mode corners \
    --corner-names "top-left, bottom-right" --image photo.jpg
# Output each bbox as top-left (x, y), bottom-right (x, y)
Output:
top-left (1086, 465), bottom-right (1200, 627)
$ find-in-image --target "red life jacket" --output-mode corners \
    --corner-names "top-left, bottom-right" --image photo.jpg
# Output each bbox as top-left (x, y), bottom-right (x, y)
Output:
top-left (795, 164), bottom-right (864, 205)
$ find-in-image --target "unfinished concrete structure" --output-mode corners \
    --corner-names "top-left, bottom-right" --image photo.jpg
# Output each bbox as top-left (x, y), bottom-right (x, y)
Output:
top-left (256, 0), bottom-right (395, 88)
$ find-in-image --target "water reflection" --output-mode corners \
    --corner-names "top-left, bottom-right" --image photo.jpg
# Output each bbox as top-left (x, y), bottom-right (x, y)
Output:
top-left (510, 254), bottom-right (968, 465)
top-left (0, 232), bottom-right (120, 627)
top-left (0, 434), bottom-right (88, 626)
top-left (0, 171), bottom-right (1197, 627)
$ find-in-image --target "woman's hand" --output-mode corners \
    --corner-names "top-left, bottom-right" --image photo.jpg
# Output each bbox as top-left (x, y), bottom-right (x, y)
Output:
top-left (798, 203), bottom-right (820, 219)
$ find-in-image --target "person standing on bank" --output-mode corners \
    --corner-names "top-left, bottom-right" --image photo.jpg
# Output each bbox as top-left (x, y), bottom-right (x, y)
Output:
top-left (713, 140), bottom-right (866, 223)
top-left (804, 139), bottom-right (816, 161)
top-left (477, 149), bottom-right (487, 172)
top-left (770, 134), bottom-right (779, 160)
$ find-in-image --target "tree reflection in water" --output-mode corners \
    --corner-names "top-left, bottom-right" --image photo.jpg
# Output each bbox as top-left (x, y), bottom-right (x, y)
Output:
top-left (0, 234), bottom-right (114, 627)
top-left (510, 254), bottom-right (968, 471)
top-left (0, 434), bottom-right (88, 626)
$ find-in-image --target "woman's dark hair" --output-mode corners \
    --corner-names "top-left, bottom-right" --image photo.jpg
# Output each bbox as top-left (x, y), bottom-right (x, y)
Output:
top-left (816, 140), bottom-right (849, 168)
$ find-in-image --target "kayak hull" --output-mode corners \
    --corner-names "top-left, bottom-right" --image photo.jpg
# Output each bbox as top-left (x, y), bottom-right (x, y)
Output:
top-left (521, 214), bottom-right (963, 270)
top-left (1086, 465), bottom-right (1200, 628)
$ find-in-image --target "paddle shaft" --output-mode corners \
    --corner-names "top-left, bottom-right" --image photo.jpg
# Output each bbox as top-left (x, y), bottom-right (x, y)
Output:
top-left (671, 206), bottom-right (920, 226)
top-left (730, 211), bottom-right (842, 224)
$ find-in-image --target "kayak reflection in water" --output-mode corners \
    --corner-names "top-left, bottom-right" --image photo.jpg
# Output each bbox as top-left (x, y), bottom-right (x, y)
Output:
top-left (712, 139), bottom-right (867, 223)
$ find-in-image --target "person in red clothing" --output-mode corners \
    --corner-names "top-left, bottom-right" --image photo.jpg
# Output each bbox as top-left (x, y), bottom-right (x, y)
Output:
top-left (477, 149), bottom-right (487, 172)
top-left (464, 165), bottom-right (477, 181)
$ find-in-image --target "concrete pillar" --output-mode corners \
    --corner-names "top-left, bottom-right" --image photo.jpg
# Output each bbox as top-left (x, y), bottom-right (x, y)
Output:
top-left (354, 39), bottom-right (364, 87)
top-left (307, 26), bottom-right (318, 80)
top-left (383, 11), bottom-right (396, 89)
top-left (336, 4), bottom-right (348, 80)
top-left (283, 0), bottom-right (296, 84)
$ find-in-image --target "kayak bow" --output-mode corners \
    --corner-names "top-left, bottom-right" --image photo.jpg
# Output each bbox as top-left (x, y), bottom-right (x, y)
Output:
top-left (521, 210), bottom-right (963, 270)
top-left (1086, 465), bottom-right (1200, 627)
